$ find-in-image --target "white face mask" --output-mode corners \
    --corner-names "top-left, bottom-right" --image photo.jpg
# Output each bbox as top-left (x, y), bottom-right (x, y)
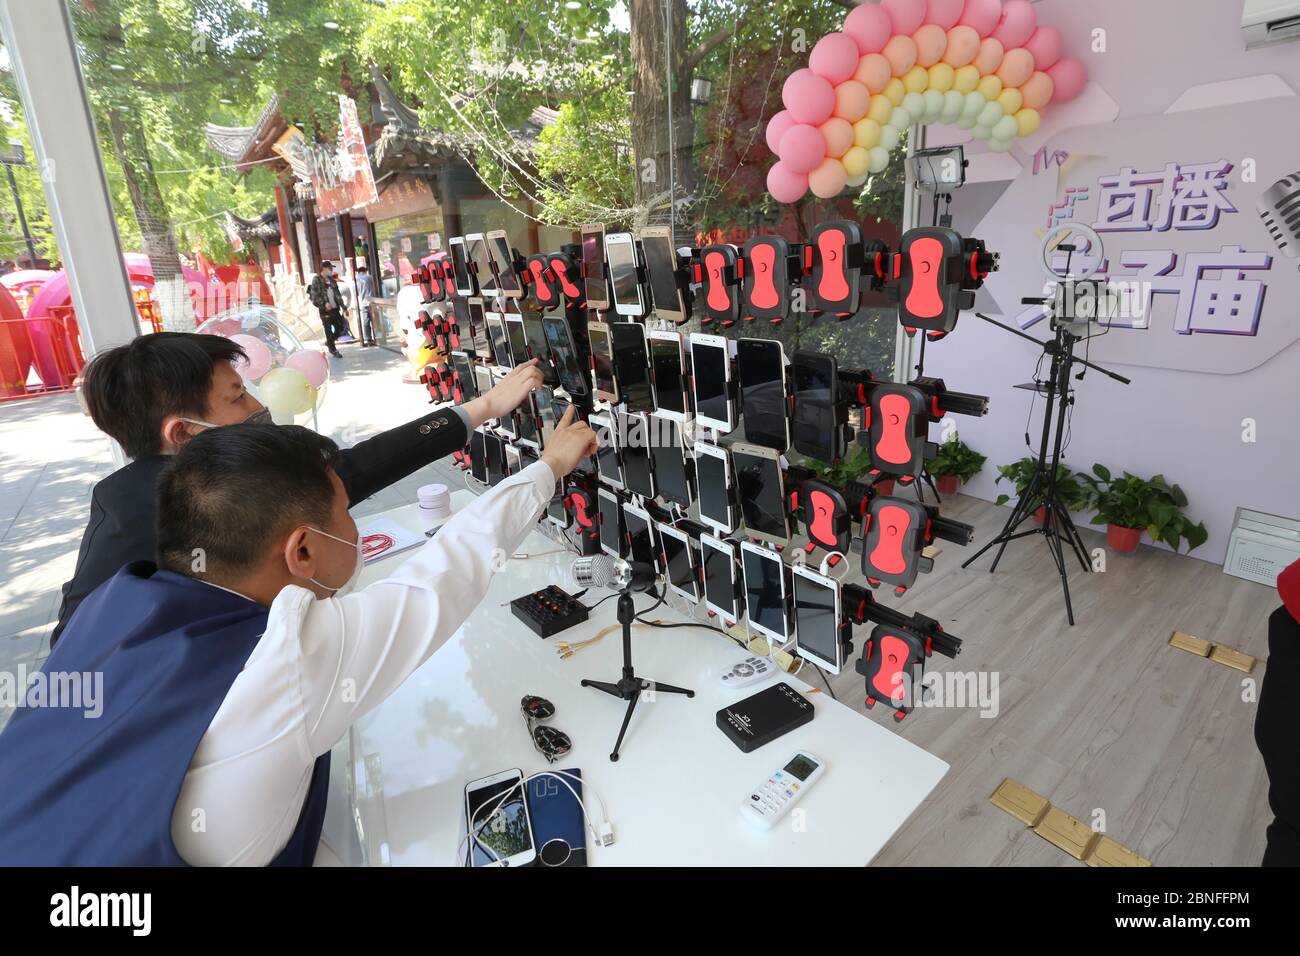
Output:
top-left (305, 526), bottom-right (364, 597)
top-left (179, 408), bottom-right (274, 432)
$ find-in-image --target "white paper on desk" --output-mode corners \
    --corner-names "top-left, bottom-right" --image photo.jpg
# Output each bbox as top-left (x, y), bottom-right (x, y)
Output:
top-left (358, 518), bottom-right (427, 564)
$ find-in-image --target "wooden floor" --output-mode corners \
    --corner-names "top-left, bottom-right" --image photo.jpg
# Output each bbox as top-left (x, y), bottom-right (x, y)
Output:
top-left (819, 492), bottom-right (1275, 867)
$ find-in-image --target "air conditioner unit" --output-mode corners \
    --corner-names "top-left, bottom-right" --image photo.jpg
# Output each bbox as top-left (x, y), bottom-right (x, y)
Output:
top-left (1224, 507), bottom-right (1300, 586)
top-left (1243, 0), bottom-right (1300, 50)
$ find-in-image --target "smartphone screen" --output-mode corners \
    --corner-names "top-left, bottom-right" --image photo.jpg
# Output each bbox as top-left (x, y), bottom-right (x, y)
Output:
top-left (650, 417), bottom-right (690, 505)
top-left (536, 388), bottom-right (558, 448)
top-left (466, 300), bottom-right (490, 356)
top-left (695, 447), bottom-right (732, 530)
top-left (702, 538), bottom-right (738, 617)
top-left (486, 314), bottom-right (512, 369)
top-left (466, 774), bottom-right (533, 866)
top-left (490, 233), bottom-right (521, 294)
top-left (642, 233), bottom-right (684, 319)
top-left (622, 505), bottom-right (658, 569)
top-left (737, 338), bottom-right (788, 451)
top-left (451, 351), bottom-right (476, 400)
top-left (660, 528), bottom-right (698, 599)
top-left (522, 313), bottom-right (558, 386)
top-left (690, 338), bottom-right (730, 429)
top-left (742, 546), bottom-right (788, 640)
top-left (794, 571), bottom-right (840, 669)
top-left (470, 429), bottom-right (488, 483)
top-left (792, 352), bottom-right (838, 461)
top-left (582, 225), bottom-right (608, 308)
top-left (598, 490), bottom-right (625, 556)
top-left (610, 322), bottom-right (652, 412)
top-left (588, 322), bottom-right (617, 400)
top-left (542, 315), bottom-right (588, 396)
top-left (606, 234), bottom-right (642, 313)
top-left (619, 411), bottom-right (655, 499)
top-left (474, 367), bottom-right (495, 413)
top-left (505, 315), bottom-right (530, 368)
top-left (649, 335), bottom-right (687, 416)
top-left (469, 235), bottom-right (497, 297)
top-left (516, 394), bottom-right (540, 447)
top-left (450, 239), bottom-right (474, 296)
top-left (484, 432), bottom-right (505, 486)
top-left (733, 447), bottom-right (788, 541)
top-left (592, 414), bottom-right (622, 487)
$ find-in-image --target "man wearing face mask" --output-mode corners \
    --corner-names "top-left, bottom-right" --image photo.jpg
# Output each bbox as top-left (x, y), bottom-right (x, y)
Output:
top-left (0, 415), bottom-right (599, 864)
top-left (52, 331), bottom-right (542, 646)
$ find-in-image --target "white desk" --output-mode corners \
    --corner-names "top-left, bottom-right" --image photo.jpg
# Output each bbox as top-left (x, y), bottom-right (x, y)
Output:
top-left (327, 491), bottom-right (948, 866)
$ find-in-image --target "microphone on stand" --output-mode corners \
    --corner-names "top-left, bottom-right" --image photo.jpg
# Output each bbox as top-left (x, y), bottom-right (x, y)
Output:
top-left (571, 554), bottom-right (659, 593)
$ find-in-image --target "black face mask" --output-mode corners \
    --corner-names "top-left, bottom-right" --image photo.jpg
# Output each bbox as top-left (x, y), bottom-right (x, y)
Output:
top-left (180, 407), bottom-right (274, 432)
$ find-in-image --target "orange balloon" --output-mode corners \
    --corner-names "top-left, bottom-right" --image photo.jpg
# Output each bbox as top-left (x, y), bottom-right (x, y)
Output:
top-left (913, 24), bottom-right (948, 68)
top-left (942, 25), bottom-right (980, 67)
top-left (1020, 70), bottom-right (1054, 110)
top-left (854, 52), bottom-right (892, 93)
top-left (996, 47), bottom-right (1035, 88)
top-left (973, 36), bottom-right (1004, 75)
top-left (820, 117), bottom-right (855, 157)
top-left (833, 80), bottom-right (872, 122)
top-left (882, 35), bottom-right (918, 76)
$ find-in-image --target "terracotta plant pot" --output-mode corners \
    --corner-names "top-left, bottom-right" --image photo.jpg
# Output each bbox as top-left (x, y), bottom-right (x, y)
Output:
top-left (1034, 505), bottom-right (1047, 524)
top-left (1107, 523), bottom-right (1142, 553)
top-left (935, 473), bottom-right (960, 495)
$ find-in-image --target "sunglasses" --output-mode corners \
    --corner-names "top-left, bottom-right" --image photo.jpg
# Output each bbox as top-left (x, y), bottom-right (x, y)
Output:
top-left (521, 695), bottom-right (571, 764)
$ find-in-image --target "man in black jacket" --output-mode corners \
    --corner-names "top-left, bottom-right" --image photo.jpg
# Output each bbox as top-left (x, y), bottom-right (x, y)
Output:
top-left (1257, 557), bottom-right (1300, 866)
top-left (308, 261), bottom-right (349, 357)
top-left (52, 331), bottom-right (541, 645)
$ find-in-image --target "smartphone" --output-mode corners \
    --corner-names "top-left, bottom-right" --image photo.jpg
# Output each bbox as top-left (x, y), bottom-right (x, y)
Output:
top-left (791, 351), bottom-right (842, 462)
top-left (740, 541), bottom-right (790, 647)
top-left (649, 413), bottom-right (692, 507)
top-left (450, 350), bottom-right (477, 401)
top-left (484, 431), bottom-right (505, 486)
top-left (470, 428), bottom-right (489, 484)
top-left (619, 410), bottom-right (655, 500)
top-left (466, 299), bottom-right (491, 356)
top-left (590, 412), bottom-right (623, 490)
top-left (464, 768), bottom-right (536, 867)
top-left (610, 320), bottom-right (653, 412)
top-left (522, 313), bottom-right (558, 387)
top-left (598, 487), bottom-right (626, 557)
top-left (546, 480), bottom-right (571, 529)
top-left (604, 231), bottom-right (645, 318)
top-left (467, 233), bottom-right (498, 298)
top-left (792, 564), bottom-right (845, 674)
top-left (731, 441), bottom-right (791, 546)
top-left (505, 313), bottom-right (531, 369)
top-left (517, 393), bottom-right (541, 449)
top-left (486, 229), bottom-right (522, 298)
top-left (449, 236), bottom-right (476, 296)
top-left (581, 223), bottom-right (610, 310)
top-left (504, 444), bottom-right (523, 477)
top-left (701, 533), bottom-right (741, 622)
top-left (542, 314), bottom-right (589, 397)
top-left (648, 330), bottom-right (688, 420)
top-left (622, 500), bottom-right (660, 571)
top-left (587, 320), bottom-right (619, 404)
top-left (688, 332), bottom-right (735, 433)
top-left (640, 225), bottom-right (688, 323)
top-left (693, 440), bottom-right (737, 534)
top-left (656, 521), bottom-right (700, 603)
top-left (486, 313), bottom-right (513, 370)
top-left (536, 387), bottom-right (559, 449)
top-left (474, 366), bottom-right (497, 423)
top-left (736, 338), bottom-right (789, 452)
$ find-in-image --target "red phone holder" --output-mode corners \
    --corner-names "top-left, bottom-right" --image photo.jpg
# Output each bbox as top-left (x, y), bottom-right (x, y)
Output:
top-left (893, 226), bottom-right (997, 338)
top-left (741, 236), bottom-right (801, 325)
top-left (861, 496), bottom-right (932, 594)
top-left (696, 244), bottom-right (741, 326)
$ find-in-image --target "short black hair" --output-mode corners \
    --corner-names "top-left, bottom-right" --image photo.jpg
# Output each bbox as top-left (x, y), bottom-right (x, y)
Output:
top-left (82, 332), bottom-right (246, 459)
top-left (157, 424), bottom-right (342, 579)
top-left (319, 260), bottom-right (333, 269)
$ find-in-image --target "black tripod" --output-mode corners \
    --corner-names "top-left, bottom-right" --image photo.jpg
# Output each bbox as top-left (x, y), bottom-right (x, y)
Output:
top-left (961, 313), bottom-right (1129, 625)
top-left (581, 591), bottom-right (694, 761)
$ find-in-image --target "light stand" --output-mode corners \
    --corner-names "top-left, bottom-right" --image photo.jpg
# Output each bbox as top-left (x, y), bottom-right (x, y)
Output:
top-left (960, 310), bottom-right (1130, 625)
top-left (581, 589), bottom-right (694, 761)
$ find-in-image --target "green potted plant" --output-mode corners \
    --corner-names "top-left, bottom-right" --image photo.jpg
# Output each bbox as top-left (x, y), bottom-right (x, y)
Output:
top-left (929, 433), bottom-right (986, 495)
top-left (1078, 464), bottom-right (1209, 554)
top-left (807, 446), bottom-right (894, 493)
top-left (994, 458), bottom-right (1090, 524)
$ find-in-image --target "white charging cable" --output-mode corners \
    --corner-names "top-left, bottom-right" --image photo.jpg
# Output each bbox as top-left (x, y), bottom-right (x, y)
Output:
top-left (459, 769), bottom-right (614, 867)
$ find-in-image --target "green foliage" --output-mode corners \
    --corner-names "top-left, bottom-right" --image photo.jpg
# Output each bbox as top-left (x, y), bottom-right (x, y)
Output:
top-left (806, 445), bottom-right (874, 485)
top-left (1078, 464), bottom-right (1209, 553)
top-left (993, 458), bottom-right (1090, 511)
top-left (929, 433), bottom-right (986, 484)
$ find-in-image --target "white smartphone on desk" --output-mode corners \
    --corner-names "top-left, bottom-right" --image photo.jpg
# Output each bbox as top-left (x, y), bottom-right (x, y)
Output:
top-left (464, 768), bottom-right (536, 867)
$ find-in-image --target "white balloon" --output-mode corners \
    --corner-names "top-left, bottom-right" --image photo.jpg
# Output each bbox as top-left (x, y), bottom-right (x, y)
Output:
top-left (977, 101), bottom-right (1005, 128)
top-left (878, 124), bottom-right (901, 151)
top-left (846, 170), bottom-right (870, 187)
top-left (867, 146), bottom-right (890, 173)
top-left (960, 91), bottom-right (987, 119)
top-left (940, 90), bottom-right (965, 123)
top-left (992, 115), bottom-right (1019, 141)
top-left (890, 106), bottom-right (912, 129)
top-left (987, 137), bottom-right (1014, 153)
top-left (902, 91), bottom-right (925, 118)
top-left (922, 90), bottom-right (945, 122)
top-left (971, 123), bottom-right (992, 139)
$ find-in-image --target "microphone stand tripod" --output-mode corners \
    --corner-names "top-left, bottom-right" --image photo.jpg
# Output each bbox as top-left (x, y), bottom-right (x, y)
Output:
top-left (960, 310), bottom-right (1129, 625)
top-left (581, 588), bottom-right (694, 761)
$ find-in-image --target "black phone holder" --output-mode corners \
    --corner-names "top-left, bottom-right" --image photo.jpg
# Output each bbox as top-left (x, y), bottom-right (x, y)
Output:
top-left (694, 243), bottom-right (742, 327)
top-left (804, 221), bottom-right (889, 319)
top-left (741, 236), bottom-right (804, 325)
top-left (860, 495), bottom-right (973, 594)
top-left (857, 377), bottom-right (989, 480)
top-left (564, 479), bottom-right (602, 556)
top-left (525, 253), bottom-right (562, 311)
top-left (892, 226), bottom-right (998, 339)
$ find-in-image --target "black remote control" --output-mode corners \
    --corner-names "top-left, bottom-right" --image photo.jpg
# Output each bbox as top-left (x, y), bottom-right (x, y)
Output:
top-left (511, 585), bottom-right (590, 639)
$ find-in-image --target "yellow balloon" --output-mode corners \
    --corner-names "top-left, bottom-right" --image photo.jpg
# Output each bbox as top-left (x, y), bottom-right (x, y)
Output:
top-left (1015, 107), bottom-right (1041, 137)
top-left (903, 65), bottom-right (929, 94)
top-left (842, 145), bottom-right (871, 177)
top-left (953, 64), bottom-right (980, 93)
top-left (883, 78), bottom-right (905, 106)
top-left (976, 74), bottom-right (1003, 101)
top-left (997, 88), bottom-right (1023, 116)
top-left (259, 366), bottom-right (316, 416)
top-left (852, 117), bottom-right (882, 149)
top-left (866, 94), bottom-right (894, 125)
top-left (927, 62), bottom-right (955, 92)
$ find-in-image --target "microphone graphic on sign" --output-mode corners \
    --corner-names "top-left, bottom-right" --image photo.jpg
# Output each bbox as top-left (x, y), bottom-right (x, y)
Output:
top-left (1258, 171), bottom-right (1300, 268)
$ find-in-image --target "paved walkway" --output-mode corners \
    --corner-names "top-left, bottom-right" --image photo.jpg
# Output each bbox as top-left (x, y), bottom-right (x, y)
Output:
top-left (0, 342), bottom-right (457, 729)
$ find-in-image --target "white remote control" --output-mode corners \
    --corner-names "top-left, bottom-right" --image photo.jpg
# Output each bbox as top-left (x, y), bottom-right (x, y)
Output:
top-left (739, 751), bottom-right (825, 829)
top-left (720, 655), bottom-right (778, 688)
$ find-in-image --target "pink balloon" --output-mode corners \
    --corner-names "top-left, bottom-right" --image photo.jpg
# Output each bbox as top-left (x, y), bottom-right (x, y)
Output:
top-left (810, 32), bottom-right (860, 84)
top-left (1048, 58), bottom-right (1087, 103)
top-left (230, 334), bottom-right (272, 381)
top-left (1020, 71), bottom-right (1054, 110)
top-left (973, 37), bottom-right (1004, 75)
top-left (286, 349), bottom-right (329, 389)
top-left (782, 68), bottom-right (836, 125)
top-left (996, 47), bottom-right (1035, 88)
top-left (882, 0), bottom-right (926, 35)
top-left (992, 0), bottom-right (1036, 50)
top-left (765, 110), bottom-right (797, 154)
top-left (778, 123), bottom-right (828, 173)
top-left (913, 24), bottom-right (948, 67)
top-left (942, 25), bottom-right (981, 66)
top-left (844, 3), bottom-right (893, 54)
top-left (1023, 25), bottom-right (1063, 71)
top-left (926, 0), bottom-right (964, 30)
top-left (820, 117), bottom-right (855, 157)
top-left (767, 162), bottom-right (809, 203)
top-left (809, 157), bottom-right (848, 199)
top-left (958, 0), bottom-right (1002, 37)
